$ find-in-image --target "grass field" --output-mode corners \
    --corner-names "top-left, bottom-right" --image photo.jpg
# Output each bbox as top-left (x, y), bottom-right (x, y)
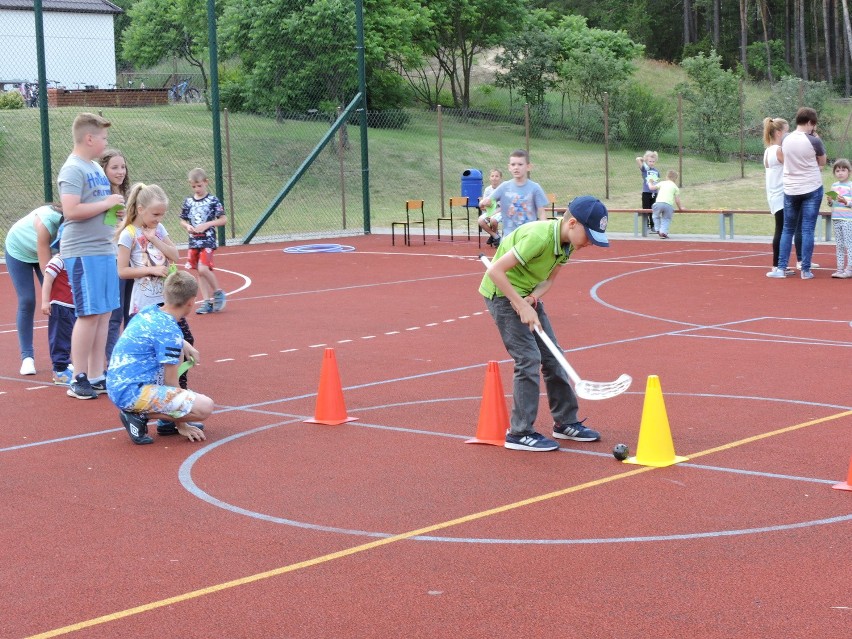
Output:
top-left (2, 58), bottom-right (849, 249)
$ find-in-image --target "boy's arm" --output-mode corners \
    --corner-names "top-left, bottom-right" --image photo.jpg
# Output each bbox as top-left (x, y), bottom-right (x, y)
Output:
top-left (163, 363), bottom-right (179, 388)
top-left (60, 192), bottom-right (124, 222)
top-left (40, 271), bottom-right (56, 315)
top-left (635, 157), bottom-right (645, 167)
top-left (486, 252), bottom-right (541, 331)
top-left (675, 195), bottom-right (684, 211)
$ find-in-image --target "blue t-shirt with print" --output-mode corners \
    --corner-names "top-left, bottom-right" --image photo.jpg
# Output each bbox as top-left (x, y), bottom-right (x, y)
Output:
top-left (490, 179), bottom-right (548, 236)
top-left (106, 305), bottom-right (184, 409)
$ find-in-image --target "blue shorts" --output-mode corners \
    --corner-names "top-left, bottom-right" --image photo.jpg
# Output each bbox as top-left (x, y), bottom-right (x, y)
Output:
top-left (65, 255), bottom-right (120, 316)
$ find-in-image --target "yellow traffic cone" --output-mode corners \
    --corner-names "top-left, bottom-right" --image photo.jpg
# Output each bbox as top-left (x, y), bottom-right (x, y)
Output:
top-left (624, 375), bottom-right (688, 468)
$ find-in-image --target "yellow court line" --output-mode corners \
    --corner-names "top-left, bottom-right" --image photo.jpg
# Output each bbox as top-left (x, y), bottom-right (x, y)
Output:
top-left (27, 409), bottom-right (852, 638)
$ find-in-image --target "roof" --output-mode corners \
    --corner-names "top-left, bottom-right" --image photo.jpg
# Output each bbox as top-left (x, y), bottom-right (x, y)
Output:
top-left (0, 1), bottom-right (123, 14)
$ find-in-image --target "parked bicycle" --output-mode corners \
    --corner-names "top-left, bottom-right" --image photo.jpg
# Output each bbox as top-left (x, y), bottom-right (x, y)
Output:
top-left (168, 79), bottom-right (203, 104)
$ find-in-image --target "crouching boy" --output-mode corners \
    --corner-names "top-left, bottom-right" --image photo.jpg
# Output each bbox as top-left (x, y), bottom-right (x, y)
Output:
top-left (107, 271), bottom-right (213, 445)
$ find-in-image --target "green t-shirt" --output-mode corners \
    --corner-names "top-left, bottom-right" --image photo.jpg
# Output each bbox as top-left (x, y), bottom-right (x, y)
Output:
top-left (4, 205), bottom-right (63, 263)
top-left (479, 219), bottom-right (573, 298)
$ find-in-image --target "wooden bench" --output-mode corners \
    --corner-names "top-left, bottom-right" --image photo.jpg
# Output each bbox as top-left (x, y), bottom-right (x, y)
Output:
top-left (562, 208), bottom-right (835, 241)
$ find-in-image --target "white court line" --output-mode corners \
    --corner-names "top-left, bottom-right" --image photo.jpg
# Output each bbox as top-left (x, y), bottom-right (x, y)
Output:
top-left (308, 343), bottom-right (327, 348)
top-left (249, 353), bottom-right (268, 358)
top-left (215, 358), bottom-right (234, 363)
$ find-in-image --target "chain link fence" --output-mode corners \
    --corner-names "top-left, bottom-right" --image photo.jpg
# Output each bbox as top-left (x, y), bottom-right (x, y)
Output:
top-left (4, 2), bottom-right (852, 254)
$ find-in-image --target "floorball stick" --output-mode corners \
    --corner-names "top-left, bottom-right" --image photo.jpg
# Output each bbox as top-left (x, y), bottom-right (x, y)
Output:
top-left (479, 254), bottom-right (631, 400)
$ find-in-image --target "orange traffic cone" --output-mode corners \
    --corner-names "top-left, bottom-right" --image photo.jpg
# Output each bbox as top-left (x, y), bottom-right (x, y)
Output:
top-left (466, 361), bottom-right (510, 446)
top-left (832, 455), bottom-right (852, 491)
top-left (624, 375), bottom-right (688, 467)
top-left (304, 348), bottom-right (358, 425)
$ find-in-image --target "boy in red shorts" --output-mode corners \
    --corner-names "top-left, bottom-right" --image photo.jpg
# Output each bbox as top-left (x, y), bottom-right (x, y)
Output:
top-left (179, 167), bottom-right (227, 314)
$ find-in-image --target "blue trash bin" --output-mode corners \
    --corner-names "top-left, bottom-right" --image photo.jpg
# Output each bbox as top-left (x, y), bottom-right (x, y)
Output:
top-left (461, 169), bottom-right (483, 205)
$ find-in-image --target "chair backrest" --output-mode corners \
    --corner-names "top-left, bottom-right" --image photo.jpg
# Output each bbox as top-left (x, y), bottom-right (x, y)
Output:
top-left (448, 196), bottom-right (468, 208)
top-left (547, 193), bottom-right (557, 206)
top-left (406, 199), bottom-right (424, 212)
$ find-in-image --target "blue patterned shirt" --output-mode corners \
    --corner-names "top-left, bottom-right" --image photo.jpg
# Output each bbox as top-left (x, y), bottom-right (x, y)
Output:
top-left (107, 305), bottom-right (183, 409)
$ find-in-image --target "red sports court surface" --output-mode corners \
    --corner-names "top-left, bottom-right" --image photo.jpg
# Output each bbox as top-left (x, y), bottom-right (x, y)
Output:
top-left (1, 234), bottom-right (850, 639)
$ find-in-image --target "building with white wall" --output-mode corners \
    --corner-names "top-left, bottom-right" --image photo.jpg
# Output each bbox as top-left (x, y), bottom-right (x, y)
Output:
top-left (0, 0), bottom-right (123, 89)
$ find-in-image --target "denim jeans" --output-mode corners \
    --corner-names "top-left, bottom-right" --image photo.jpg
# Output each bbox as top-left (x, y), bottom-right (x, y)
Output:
top-left (484, 295), bottom-right (579, 435)
top-left (6, 253), bottom-right (43, 360)
top-left (779, 186), bottom-right (823, 271)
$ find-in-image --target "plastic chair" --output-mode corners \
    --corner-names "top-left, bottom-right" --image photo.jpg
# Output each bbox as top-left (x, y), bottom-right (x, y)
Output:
top-left (391, 199), bottom-right (426, 246)
top-left (437, 196), bottom-right (472, 241)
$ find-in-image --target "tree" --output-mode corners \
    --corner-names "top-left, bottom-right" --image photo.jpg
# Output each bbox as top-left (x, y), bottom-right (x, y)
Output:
top-left (412, 0), bottom-right (527, 108)
top-left (494, 22), bottom-right (560, 109)
top-left (121, 0), bottom-right (211, 90)
top-left (219, 0), bottom-right (427, 116)
top-left (549, 14), bottom-right (643, 132)
top-left (677, 50), bottom-right (741, 159)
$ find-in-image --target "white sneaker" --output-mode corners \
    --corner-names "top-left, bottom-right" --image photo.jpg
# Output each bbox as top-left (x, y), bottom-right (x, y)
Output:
top-left (766, 268), bottom-right (787, 279)
top-left (19, 357), bottom-right (36, 375)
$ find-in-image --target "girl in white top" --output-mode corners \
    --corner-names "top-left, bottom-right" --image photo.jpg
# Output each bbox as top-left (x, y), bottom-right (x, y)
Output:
top-left (763, 117), bottom-right (793, 271)
top-left (115, 183), bottom-right (180, 316)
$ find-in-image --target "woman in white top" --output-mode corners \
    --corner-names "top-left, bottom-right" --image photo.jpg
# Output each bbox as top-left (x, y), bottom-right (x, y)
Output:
top-left (767, 107), bottom-right (827, 279)
top-left (763, 117), bottom-right (796, 272)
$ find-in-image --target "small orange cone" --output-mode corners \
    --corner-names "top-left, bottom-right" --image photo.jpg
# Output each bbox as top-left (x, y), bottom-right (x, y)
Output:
top-left (304, 348), bottom-right (358, 425)
top-left (832, 455), bottom-right (852, 491)
top-left (624, 375), bottom-right (688, 467)
top-left (466, 361), bottom-right (510, 446)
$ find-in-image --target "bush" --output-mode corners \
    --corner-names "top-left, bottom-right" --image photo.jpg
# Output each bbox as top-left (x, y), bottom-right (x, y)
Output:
top-left (0, 90), bottom-right (25, 110)
top-left (610, 81), bottom-right (675, 147)
top-left (761, 76), bottom-right (836, 139)
top-left (746, 40), bottom-right (794, 81)
top-left (217, 65), bottom-right (247, 113)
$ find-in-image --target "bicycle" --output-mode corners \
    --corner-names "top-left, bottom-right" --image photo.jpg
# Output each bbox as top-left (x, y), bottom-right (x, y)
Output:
top-left (168, 79), bottom-right (203, 104)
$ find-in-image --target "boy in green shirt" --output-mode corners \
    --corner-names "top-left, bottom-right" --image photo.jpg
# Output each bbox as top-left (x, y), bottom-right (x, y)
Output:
top-left (479, 196), bottom-right (611, 451)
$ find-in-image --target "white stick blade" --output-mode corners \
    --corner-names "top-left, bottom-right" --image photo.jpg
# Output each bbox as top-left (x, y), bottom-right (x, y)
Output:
top-left (574, 374), bottom-right (632, 400)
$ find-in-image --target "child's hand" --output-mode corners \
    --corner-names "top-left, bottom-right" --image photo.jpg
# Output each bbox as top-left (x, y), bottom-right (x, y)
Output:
top-left (105, 194), bottom-right (125, 210)
top-left (479, 197), bottom-right (491, 210)
top-left (150, 265), bottom-right (170, 277)
top-left (183, 342), bottom-right (200, 365)
top-left (176, 423), bottom-right (206, 442)
top-left (41, 302), bottom-right (51, 316)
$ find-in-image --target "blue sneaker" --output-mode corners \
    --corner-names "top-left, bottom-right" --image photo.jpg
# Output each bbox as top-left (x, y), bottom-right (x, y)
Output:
top-left (212, 289), bottom-right (226, 312)
top-left (504, 431), bottom-right (559, 451)
top-left (800, 269), bottom-right (814, 280)
top-left (553, 420), bottom-right (601, 442)
top-left (52, 368), bottom-right (73, 385)
top-left (196, 300), bottom-right (214, 315)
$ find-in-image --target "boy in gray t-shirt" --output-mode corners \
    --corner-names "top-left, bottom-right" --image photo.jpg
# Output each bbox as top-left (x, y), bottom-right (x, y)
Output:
top-left (477, 149), bottom-right (548, 237)
top-left (57, 112), bottom-right (125, 400)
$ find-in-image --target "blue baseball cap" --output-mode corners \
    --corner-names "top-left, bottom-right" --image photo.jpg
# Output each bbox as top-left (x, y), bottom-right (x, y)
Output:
top-left (568, 196), bottom-right (609, 247)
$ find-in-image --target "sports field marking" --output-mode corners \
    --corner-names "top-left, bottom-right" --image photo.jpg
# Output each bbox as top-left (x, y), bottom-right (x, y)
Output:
top-left (26, 408), bottom-right (852, 638)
